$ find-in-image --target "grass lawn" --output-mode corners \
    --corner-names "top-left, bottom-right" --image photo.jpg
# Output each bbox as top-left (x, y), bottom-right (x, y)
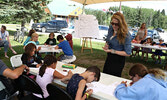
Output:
top-left (0, 30), bottom-right (166, 79)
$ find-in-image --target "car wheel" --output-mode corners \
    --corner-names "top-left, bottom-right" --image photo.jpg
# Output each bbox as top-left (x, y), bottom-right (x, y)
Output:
top-left (42, 27), bottom-right (46, 33)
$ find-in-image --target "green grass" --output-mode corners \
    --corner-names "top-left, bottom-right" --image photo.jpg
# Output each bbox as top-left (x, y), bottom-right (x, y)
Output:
top-left (1, 30), bottom-right (166, 79)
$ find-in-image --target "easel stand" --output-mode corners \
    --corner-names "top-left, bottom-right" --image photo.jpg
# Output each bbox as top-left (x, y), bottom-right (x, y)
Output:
top-left (81, 37), bottom-right (93, 53)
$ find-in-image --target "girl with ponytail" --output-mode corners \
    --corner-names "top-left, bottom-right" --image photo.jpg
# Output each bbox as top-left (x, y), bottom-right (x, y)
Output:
top-left (33, 55), bottom-right (72, 98)
top-left (115, 63), bottom-right (167, 100)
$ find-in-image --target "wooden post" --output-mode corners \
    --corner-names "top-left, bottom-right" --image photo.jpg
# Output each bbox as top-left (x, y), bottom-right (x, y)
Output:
top-left (81, 37), bottom-right (93, 53)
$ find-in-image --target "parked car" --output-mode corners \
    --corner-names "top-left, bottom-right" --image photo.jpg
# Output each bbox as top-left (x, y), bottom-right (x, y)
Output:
top-left (98, 25), bottom-right (109, 40)
top-left (131, 29), bottom-right (160, 42)
top-left (32, 20), bottom-right (68, 33)
top-left (60, 25), bottom-right (74, 36)
top-left (156, 28), bottom-right (164, 33)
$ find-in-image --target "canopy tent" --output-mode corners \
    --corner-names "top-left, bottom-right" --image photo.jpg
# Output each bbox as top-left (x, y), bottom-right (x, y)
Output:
top-left (71, 0), bottom-right (165, 12)
top-left (71, 0), bottom-right (164, 5)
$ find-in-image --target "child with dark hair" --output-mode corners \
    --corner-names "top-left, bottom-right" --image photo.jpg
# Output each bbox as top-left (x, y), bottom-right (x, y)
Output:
top-left (45, 32), bottom-right (56, 45)
top-left (55, 35), bottom-right (73, 61)
top-left (21, 43), bottom-right (42, 68)
top-left (115, 63), bottom-right (167, 100)
top-left (23, 29), bottom-right (39, 46)
top-left (151, 39), bottom-right (166, 64)
top-left (33, 55), bottom-right (72, 98)
top-left (61, 66), bottom-right (101, 100)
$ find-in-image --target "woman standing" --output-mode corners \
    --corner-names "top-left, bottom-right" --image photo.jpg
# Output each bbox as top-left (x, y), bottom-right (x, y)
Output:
top-left (103, 12), bottom-right (131, 77)
top-left (137, 23), bottom-right (147, 44)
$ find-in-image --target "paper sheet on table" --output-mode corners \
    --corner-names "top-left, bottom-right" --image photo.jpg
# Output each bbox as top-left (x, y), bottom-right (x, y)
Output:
top-left (86, 82), bottom-right (120, 96)
top-left (56, 69), bottom-right (68, 76)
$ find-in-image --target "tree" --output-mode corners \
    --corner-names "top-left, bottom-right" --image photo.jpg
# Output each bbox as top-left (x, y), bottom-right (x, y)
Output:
top-left (0, 0), bottom-right (52, 27)
top-left (161, 9), bottom-right (165, 16)
top-left (85, 9), bottom-right (106, 25)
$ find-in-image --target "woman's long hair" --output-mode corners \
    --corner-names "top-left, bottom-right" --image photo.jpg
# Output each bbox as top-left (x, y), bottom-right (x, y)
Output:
top-left (129, 63), bottom-right (148, 78)
top-left (129, 63), bottom-right (166, 81)
top-left (149, 68), bottom-right (166, 81)
top-left (140, 23), bottom-right (146, 30)
top-left (28, 29), bottom-right (36, 37)
top-left (39, 55), bottom-right (57, 77)
top-left (111, 12), bottom-right (128, 44)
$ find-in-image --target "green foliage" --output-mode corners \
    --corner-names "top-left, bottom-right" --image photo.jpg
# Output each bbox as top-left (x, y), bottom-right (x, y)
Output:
top-left (0, 0), bottom-right (52, 26)
top-left (85, 8), bottom-right (110, 25)
top-left (109, 6), bottom-right (167, 29)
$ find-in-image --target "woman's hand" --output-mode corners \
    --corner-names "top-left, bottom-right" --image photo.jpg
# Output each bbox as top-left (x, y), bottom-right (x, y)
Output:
top-left (121, 81), bottom-right (127, 87)
top-left (102, 43), bottom-right (109, 50)
top-left (103, 48), bottom-right (112, 53)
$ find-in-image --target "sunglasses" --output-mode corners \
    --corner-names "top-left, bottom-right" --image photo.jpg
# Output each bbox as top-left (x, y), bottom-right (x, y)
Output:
top-left (110, 22), bottom-right (119, 26)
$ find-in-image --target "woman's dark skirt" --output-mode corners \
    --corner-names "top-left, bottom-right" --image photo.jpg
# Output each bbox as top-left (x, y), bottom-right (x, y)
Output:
top-left (103, 53), bottom-right (125, 77)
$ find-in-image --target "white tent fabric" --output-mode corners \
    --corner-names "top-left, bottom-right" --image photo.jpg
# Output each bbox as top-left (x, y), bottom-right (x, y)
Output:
top-left (71, 0), bottom-right (165, 5)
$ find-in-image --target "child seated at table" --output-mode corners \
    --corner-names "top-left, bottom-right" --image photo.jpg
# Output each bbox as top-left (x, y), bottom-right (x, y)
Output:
top-left (61, 66), bottom-right (101, 100)
top-left (21, 43), bottom-right (42, 68)
top-left (44, 32), bottom-right (56, 45)
top-left (33, 55), bottom-right (72, 99)
top-left (55, 35), bottom-right (73, 61)
top-left (23, 29), bottom-right (39, 46)
top-left (65, 33), bottom-right (73, 50)
top-left (151, 39), bottom-right (166, 64)
top-left (114, 63), bottom-right (167, 100)
top-left (131, 35), bottom-right (141, 57)
top-left (141, 37), bottom-right (152, 61)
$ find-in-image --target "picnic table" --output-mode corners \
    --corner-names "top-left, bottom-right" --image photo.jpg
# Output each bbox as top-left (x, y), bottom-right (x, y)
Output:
top-left (30, 61), bottom-right (131, 100)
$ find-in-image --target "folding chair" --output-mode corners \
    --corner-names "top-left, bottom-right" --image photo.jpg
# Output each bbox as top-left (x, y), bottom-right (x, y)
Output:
top-left (47, 83), bottom-right (72, 100)
top-left (10, 54), bottom-right (22, 69)
top-left (14, 75), bottom-right (44, 100)
top-left (61, 55), bottom-right (76, 64)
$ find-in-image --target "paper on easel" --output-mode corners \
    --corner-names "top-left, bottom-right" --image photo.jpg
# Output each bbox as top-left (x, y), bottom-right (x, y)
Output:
top-left (74, 14), bottom-right (99, 38)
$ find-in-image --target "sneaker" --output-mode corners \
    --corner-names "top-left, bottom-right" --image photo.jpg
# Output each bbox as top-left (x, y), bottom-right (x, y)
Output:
top-left (5, 55), bottom-right (9, 58)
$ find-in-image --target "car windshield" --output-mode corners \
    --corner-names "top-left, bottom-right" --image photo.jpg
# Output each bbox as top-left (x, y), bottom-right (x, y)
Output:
top-left (69, 26), bottom-right (74, 29)
top-left (99, 26), bottom-right (109, 30)
top-left (147, 30), bottom-right (153, 35)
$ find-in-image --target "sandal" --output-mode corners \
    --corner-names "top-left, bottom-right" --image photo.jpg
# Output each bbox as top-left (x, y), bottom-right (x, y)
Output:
top-left (5, 55), bottom-right (9, 58)
top-left (12, 51), bottom-right (17, 54)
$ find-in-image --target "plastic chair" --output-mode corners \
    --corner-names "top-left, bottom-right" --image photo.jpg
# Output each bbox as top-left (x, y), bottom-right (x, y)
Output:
top-left (47, 83), bottom-right (72, 100)
top-left (10, 54), bottom-right (22, 69)
top-left (14, 74), bottom-right (44, 100)
top-left (61, 55), bottom-right (76, 64)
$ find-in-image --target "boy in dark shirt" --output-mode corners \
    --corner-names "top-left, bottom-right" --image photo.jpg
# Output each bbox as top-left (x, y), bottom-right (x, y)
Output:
top-left (45, 32), bottom-right (56, 45)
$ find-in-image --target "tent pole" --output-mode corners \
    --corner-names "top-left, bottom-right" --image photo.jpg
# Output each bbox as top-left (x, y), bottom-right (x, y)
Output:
top-left (119, 1), bottom-right (121, 12)
top-left (82, 0), bottom-right (87, 14)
